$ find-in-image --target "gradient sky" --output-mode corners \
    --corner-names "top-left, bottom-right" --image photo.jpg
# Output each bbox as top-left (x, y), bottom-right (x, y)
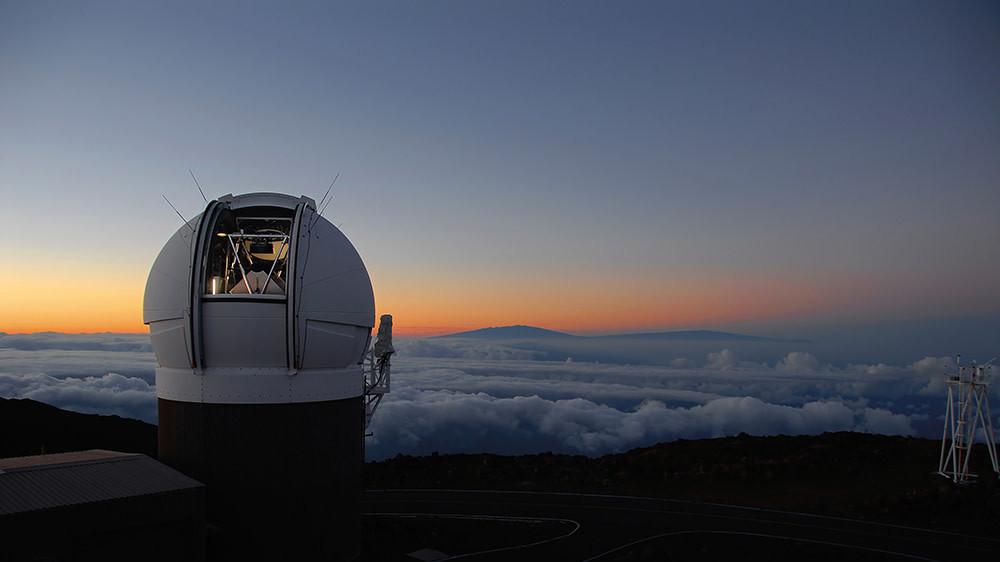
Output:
top-left (2, 1), bottom-right (998, 338)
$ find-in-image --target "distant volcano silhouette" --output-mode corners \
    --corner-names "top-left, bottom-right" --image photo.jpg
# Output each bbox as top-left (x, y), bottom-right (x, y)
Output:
top-left (436, 325), bottom-right (806, 343)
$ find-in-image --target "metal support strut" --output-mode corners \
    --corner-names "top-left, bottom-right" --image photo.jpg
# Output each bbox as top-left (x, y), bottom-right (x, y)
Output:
top-left (364, 314), bottom-right (394, 435)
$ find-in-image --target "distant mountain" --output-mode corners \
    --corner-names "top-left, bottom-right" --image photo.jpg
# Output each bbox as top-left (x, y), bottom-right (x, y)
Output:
top-left (435, 325), bottom-right (805, 343)
top-left (435, 325), bottom-right (575, 339)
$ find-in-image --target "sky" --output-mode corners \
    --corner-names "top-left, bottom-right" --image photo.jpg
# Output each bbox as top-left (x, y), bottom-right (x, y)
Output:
top-left (2, 1), bottom-right (999, 341)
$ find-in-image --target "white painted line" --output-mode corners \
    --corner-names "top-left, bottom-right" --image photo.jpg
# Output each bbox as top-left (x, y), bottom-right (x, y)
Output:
top-left (366, 488), bottom-right (1000, 543)
top-left (365, 511), bottom-right (581, 560)
top-left (580, 530), bottom-right (943, 562)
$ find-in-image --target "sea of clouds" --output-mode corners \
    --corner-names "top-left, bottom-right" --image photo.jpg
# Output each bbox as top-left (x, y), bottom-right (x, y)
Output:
top-left (0, 332), bottom-right (988, 460)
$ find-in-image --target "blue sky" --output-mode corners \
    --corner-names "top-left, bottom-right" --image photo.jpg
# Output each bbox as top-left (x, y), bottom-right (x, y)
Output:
top-left (1, 1), bottom-right (998, 344)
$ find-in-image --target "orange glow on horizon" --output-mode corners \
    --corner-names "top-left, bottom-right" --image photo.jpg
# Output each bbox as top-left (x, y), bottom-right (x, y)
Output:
top-left (0, 259), bottom-right (906, 337)
top-left (3, 255), bottom-right (147, 334)
top-left (369, 267), bottom-right (877, 337)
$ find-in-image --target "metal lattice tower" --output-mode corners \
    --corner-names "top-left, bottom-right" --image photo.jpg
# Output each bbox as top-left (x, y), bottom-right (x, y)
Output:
top-left (938, 357), bottom-right (999, 483)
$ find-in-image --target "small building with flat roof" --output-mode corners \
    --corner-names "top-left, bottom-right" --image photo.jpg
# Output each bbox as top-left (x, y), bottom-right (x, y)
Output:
top-left (0, 449), bottom-right (205, 562)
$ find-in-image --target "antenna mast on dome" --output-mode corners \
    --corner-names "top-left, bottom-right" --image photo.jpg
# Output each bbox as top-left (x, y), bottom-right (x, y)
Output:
top-left (938, 356), bottom-right (999, 483)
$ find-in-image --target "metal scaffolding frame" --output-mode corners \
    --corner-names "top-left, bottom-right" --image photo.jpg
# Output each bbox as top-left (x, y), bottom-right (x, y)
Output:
top-left (938, 358), bottom-right (999, 483)
top-left (363, 315), bottom-right (394, 435)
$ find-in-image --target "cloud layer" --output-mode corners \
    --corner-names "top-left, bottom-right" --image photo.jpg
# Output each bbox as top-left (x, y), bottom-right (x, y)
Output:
top-left (364, 349), bottom-right (948, 459)
top-left (366, 389), bottom-right (912, 459)
top-left (0, 332), bottom-right (152, 353)
top-left (0, 371), bottom-right (156, 422)
top-left (0, 333), bottom-right (989, 460)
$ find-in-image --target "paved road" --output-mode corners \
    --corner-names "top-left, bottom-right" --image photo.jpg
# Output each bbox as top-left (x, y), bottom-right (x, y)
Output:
top-left (365, 489), bottom-right (1000, 561)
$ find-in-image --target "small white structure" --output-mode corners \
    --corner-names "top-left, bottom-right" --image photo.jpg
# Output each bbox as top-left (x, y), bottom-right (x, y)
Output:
top-left (938, 357), bottom-right (999, 483)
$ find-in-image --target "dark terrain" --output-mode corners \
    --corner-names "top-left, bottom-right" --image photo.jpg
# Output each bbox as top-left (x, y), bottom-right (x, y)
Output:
top-left (3, 397), bottom-right (998, 559)
top-left (367, 433), bottom-right (1000, 536)
top-left (436, 324), bottom-right (804, 342)
top-left (0, 397), bottom-right (157, 458)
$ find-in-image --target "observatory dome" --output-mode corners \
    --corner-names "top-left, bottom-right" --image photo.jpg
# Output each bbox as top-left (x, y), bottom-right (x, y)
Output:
top-left (144, 192), bottom-right (375, 404)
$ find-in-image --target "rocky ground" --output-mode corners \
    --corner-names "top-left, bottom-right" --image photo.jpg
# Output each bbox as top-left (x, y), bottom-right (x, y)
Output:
top-left (4, 397), bottom-right (998, 555)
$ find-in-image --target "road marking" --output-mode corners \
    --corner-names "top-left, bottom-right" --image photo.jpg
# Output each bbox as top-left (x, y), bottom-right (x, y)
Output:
top-left (580, 530), bottom-right (943, 562)
top-left (366, 488), bottom-right (1000, 543)
top-left (368, 496), bottom-right (985, 556)
top-left (365, 511), bottom-right (581, 560)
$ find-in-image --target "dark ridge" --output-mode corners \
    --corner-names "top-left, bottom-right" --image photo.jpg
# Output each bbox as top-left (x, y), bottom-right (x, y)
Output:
top-left (367, 432), bottom-right (1000, 535)
top-left (433, 325), bottom-right (577, 339)
top-left (4, 399), bottom-right (995, 536)
top-left (0, 397), bottom-right (156, 458)
top-left (434, 325), bottom-right (806, 343)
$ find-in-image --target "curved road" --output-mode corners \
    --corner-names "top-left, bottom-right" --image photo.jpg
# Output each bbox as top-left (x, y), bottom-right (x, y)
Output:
top-left (365, 489), bottom-right (1000, 561)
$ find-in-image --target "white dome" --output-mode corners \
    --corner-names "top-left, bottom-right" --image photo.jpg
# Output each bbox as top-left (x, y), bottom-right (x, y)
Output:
top-left (144, 192), bottom-right (375, 404)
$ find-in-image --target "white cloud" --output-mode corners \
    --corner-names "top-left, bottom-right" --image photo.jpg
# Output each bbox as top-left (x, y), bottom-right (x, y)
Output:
top-left (1, 333), bottom-right (986, 460)
top-left (0, 332), bottom-right (151, 352)
top-left (366, 389), bottom-right (914, 460)
top-left (0, 372), bottom-right (156, 422)
top-left (395, 338), bottom-right (543, 361)
top-left (776, 351), bottom-right (822, 373)
top-left (912, 356), bottom-right (957, 396)
top-left (705, 349), bottom-right (739, 370)
top-left (911, 356), bottom-right (956, 376)
top-left (0, 348), bottom-right (156, 382)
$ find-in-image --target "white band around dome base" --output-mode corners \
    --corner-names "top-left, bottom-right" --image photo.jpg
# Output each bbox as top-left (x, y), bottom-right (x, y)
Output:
top-left (156, 366), bottom-right (364, 404)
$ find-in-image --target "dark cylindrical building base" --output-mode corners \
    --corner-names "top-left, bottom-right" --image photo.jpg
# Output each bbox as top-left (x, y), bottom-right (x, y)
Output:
top-left (158, 397), bottom-right (363, 561)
